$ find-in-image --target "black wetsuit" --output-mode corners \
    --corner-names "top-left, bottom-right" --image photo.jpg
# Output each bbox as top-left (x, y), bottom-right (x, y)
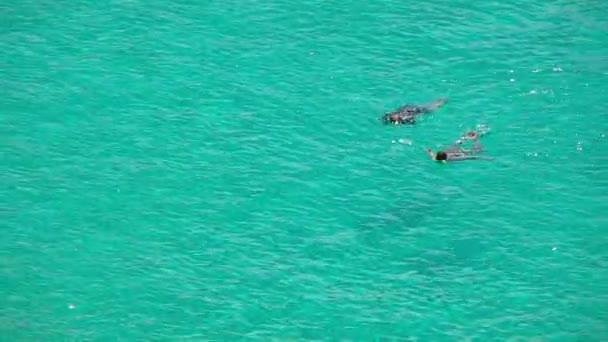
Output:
top-left (382, 105), bottom-right (427, 124)
top-left (443, 138), bottom-right (490, 161)
top-left (382, 98), bottom-right (447, 125)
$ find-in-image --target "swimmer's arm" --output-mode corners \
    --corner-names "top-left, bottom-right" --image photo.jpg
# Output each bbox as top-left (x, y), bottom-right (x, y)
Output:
top-left (449, 155), bottom-right (493, 162)
top-left (425, 148), bottom-right (436, 160)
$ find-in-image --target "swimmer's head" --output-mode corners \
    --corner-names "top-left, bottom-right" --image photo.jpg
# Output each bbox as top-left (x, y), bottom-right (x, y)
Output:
top-left (435, 151), bottom-right (447, 161)
top-left (381, 114), bottom-right (393, 124)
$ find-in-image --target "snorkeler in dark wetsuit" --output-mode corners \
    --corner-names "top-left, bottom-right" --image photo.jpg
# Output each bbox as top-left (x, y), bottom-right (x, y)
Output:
top-left (426, 129), bottom-right (492, 162)
top-left (382, 98), bottom-right (448, 125)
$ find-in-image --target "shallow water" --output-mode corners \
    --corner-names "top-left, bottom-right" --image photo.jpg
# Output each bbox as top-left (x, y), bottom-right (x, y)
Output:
top-left (2, 0), bottom-right (608, 340)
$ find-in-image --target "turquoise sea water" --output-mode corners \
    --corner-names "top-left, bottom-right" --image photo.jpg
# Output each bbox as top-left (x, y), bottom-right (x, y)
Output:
top-left (2, 0), bottom-right (608, 340)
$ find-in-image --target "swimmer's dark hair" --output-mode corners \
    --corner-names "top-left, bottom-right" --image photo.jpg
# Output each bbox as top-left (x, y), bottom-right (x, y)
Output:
top-left (435, 151), bottom-right (447, 161)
